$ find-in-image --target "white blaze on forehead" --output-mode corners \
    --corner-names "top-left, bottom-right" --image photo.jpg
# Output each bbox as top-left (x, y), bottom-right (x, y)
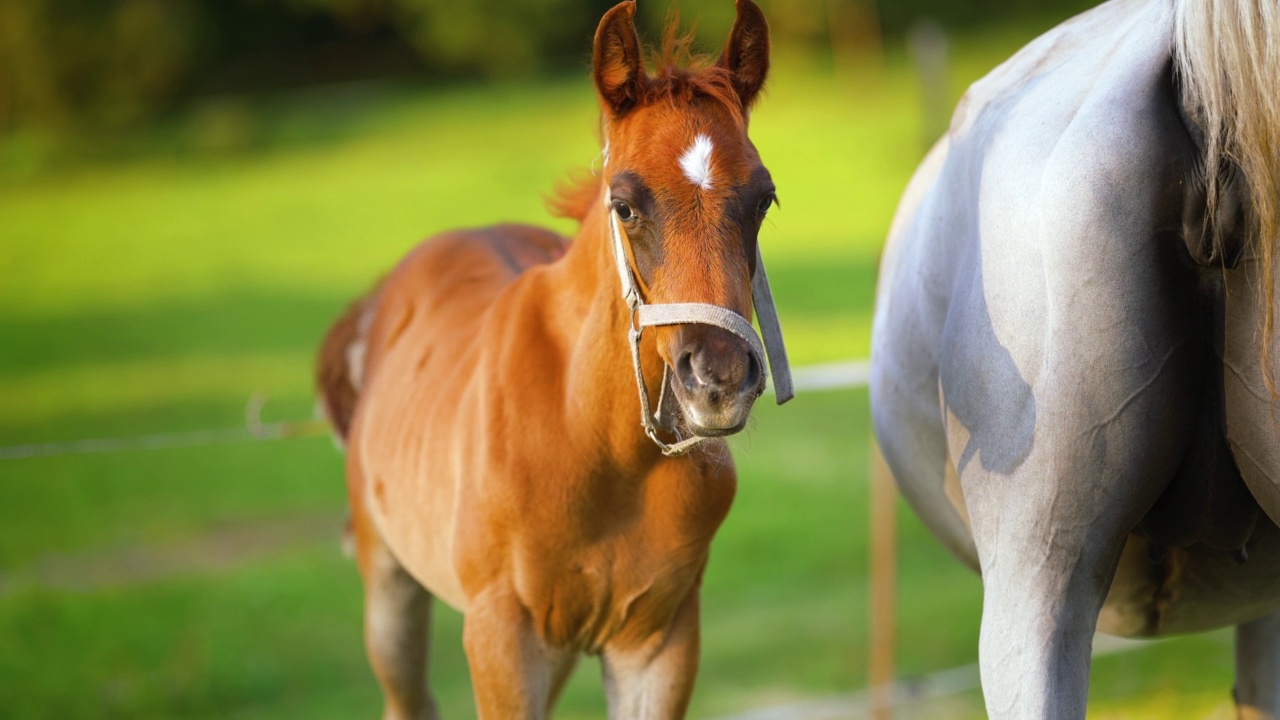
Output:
top-left (679, 134), bottom-right (715, 190)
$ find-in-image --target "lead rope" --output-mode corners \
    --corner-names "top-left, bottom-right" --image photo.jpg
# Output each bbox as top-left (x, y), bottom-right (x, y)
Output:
top-left (605, 189), bottom-right (793, 457)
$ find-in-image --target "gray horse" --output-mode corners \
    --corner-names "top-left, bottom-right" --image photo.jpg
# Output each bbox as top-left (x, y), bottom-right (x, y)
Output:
top-left (870, 0), bottom-right (1280, 717)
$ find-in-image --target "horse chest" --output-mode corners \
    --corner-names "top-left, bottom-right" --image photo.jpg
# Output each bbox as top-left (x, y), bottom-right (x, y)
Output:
top-left (516, 535), bottom-right (709, 653)
top-left (504, 466), bottom-right (734, 652)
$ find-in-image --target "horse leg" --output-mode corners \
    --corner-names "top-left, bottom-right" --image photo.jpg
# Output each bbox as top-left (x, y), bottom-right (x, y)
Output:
top-left (600, 590), bottom-right (700, 719)
top-left (1235, 611), bottom-right (1280, 719)
top-left (462, 588), bottom-right (568, 719)
top-left (974, 536), bottom-right (1115, 718)
top-left (351, 500), bottom-right (440, 720)
top-left (546, 654), bottom-right (579, 714)
top-left (961, 456), bottom-right (1150, 720)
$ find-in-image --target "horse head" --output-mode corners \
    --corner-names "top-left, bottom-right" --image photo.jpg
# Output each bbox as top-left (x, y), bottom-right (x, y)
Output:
top-left (591, 0), bottom-right (777, 440)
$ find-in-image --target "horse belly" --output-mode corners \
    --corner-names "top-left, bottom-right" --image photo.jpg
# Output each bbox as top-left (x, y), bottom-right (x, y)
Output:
top-left (356, 353), bottom-right (472, 611)
top-left (1101, 521), bottom-right (1280, 637)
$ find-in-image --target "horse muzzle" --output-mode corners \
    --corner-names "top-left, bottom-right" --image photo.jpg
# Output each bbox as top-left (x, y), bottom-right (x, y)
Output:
top-left (668, 326), bottom-right (764, 436)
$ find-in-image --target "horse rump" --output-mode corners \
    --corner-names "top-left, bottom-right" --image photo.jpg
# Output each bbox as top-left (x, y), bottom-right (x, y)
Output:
top-left (316, 282), bottom-right (381, 444)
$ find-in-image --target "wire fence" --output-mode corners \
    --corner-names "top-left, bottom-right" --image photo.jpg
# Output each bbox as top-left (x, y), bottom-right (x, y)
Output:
top-left (2, 356), bottom-right (1171, 717)
top-left (0, 360), bottom-right (870, 462)
top-left (712, 633), bottom-right (1163, 720)
top-left (0, 392), bottom-right (330, 461)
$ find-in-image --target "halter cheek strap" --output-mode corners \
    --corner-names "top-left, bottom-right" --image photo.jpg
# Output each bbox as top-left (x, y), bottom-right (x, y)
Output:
top-left (604, 189), bottom-right (794, 457)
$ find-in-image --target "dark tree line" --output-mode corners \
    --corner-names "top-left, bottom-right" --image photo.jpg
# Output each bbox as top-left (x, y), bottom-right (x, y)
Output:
top-left (0, 0), bottom-right (1093, 138)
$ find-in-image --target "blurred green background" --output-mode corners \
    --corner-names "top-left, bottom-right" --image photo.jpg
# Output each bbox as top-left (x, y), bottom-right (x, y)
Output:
top-left (0, 0), bottom-right (1244, 717)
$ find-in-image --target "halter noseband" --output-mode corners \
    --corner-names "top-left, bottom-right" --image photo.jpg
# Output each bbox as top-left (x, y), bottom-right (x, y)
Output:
top-left (604, 188), bottom-right (794, 456)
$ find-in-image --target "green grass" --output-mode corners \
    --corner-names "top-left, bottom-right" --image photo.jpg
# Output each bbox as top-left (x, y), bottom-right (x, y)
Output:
top-left (0, 25), bottom-right (1241, 719)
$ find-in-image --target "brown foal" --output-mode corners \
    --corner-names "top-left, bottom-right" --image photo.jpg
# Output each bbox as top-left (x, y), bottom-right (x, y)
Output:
top-left (317, 2), bottom-right (782, 716)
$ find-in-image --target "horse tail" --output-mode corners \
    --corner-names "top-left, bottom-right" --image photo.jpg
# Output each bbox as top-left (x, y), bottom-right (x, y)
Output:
top-left (316, 284), bottom-right (380, 445)
top-left (1174, 0), bottom-right (1280, 393)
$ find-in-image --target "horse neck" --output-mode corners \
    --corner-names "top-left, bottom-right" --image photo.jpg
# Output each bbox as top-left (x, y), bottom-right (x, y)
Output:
top-left (549, 198), bottom-right (668, 469)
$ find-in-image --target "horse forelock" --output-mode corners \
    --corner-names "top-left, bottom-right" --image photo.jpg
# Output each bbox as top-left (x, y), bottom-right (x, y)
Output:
top-left (642, 13), bottom-right (748, 127)
top-left (549, 17), bottom-right (749, 224)
top-left (1175, 0), bottom-right (1280, 396)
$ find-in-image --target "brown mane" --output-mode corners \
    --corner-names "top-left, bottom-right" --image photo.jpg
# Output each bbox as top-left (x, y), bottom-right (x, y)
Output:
top-left (548, 18), bottom-right (749, 223)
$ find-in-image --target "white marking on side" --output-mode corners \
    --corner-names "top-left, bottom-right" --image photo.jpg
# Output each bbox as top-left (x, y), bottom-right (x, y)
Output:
top-left (347, 307), bottom-right (374, 390)
top-left (679, 134), bottom-right (715, 190)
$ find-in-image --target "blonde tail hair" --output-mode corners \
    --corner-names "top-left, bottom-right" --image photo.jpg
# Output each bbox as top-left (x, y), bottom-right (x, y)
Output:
top-left (1175, 0), bottom-right (1280, 394)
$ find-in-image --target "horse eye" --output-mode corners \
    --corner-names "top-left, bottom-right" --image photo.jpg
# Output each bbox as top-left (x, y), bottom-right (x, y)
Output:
top-left (613, 200), bottom-right (635, 221)
top-left (758, 194), bottom-right (774, 215)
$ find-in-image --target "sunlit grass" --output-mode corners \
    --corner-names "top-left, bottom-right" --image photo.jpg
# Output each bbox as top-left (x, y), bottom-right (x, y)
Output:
top-left (0, 26), bottom-right (1243, 718)
top-left (0, 58), bottom-right (916, 429)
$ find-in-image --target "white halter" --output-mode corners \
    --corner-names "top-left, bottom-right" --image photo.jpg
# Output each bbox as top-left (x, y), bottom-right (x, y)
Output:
top-left (604, 188), bottom-right (794, 456)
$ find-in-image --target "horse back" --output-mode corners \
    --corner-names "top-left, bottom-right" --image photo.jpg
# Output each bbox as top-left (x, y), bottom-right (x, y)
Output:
top-left (318, 224), bottom-right (566, 438)
top-left (360, 224), bottom-right (567, 392)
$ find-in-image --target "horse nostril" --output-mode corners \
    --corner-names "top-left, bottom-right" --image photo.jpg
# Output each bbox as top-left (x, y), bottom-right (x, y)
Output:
top-left (743, 352), bottom-right (761, 391)
top-left (677, 349), bottom-right (697, 387)
top-left (678, 342), bottom-right (759, 392)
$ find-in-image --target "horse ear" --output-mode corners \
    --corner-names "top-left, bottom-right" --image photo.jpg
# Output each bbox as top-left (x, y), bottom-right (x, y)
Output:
top-left (593, 1), bottom-right (646, 117)
top-left (718, 0), bottom-right (771, 109)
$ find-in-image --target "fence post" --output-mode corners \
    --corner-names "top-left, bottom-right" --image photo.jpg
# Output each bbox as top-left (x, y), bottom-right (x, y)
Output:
top-left (907, 19), bottom-right (950, 151)
top-left (869, 438), bottom-right (897, 720)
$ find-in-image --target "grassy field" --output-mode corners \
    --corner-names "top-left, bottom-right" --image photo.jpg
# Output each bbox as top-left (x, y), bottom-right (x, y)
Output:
top-left (0, 20), bottom-right (1244, 719)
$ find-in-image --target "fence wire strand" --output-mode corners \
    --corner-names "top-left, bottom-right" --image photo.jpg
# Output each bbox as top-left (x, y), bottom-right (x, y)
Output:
top-left (0, 361), bottom-right (870, 462)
